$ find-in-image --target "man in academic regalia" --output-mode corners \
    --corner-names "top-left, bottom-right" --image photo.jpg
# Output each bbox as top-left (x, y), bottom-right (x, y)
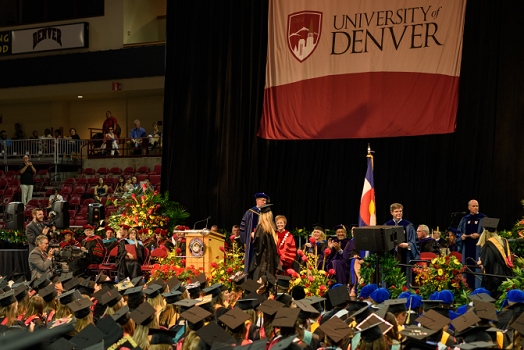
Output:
top-left (325, 225), bottom-right (352, 285)
top-left (456, 199), bottom-right (486, 288)
top-left (384, 203), bottom-right (420, 264)
top-left (240, 192), bottom-right (269, 274)
top-left (416, 225), bottom-right (441, 255)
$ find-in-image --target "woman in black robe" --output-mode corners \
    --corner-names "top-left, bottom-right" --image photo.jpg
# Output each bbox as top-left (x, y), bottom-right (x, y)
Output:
top-left (248, 204), bottom-right (282, 281)
top-left (478, 226), bottom-right (514, 299)
top-left (117, 228), bottom-right (145, 281)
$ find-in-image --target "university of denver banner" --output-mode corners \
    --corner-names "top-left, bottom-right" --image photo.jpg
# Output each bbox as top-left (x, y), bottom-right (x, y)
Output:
top-left (259, 0), bottom-right (467, 140)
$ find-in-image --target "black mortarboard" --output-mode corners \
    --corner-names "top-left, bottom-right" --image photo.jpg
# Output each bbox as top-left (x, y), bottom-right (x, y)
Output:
top-left (0, 276), bottom-right (8, 290)
top-left (180, 306), bottom-right (212, 324)
top-left (185, 282), bottom-right (201, 297)
top-left (482, 217), bottom-right (499, 231)
top-left (32, 274), bottom-right (52, 290)
top-left (295, 299), bottom-right (321, 319)
top-left (174, 298), bottom-right (200, 312)
top-left (63, 276), bottom-right (82, 291)
top-left (0, 290), bottom-right (16, 307)
top-left (93, 286), bottom-right (111, 303)
top-left (235, 298), bottom-right (259, 311)
top-left (129, 301), bottom-right (156, 325)
top-left (269, 335), bottom-right (299, 350)
top-left (349, 304), bottom-right (372, 324)
top-left (191, 273), bottom-right (208, 288)
top-left (203, 283), bottom-right (227, 298)
top-left (239, 279), bottom-right (262, 294)
top-left (131, 276), bottom-right (145, 287)
top-left (456, 341), bottom-right (498, 349)
top-left (290, 285), bottom-right (306, 301)
top-left (469, 293), bottom-right (496, 303)
top-left (313, 223), bottom-right (325, 232)
top-left (275, 293), bottom-right (292, 306)
top-left (416, 309), bottom-right (450, 332)
top-left (95, 273), bottom-right (111, 285)
top-left (422, 300), bottom-right (444, 312)
top-left (48, 337), bottom-right (76, 350)
top-left (78, 279), bottom-right (96, 295)
top-left (166, 276), bottom-right (181, 291)
top-left (327, 285), bottom-right (350, 307)
top-left (100, 288), bottom-right (122, 307)
top-left (272, 308), bottom-right (300, 328)
top-left (245, 292), bottom-right (265, 308)
top-left (58, 272), bottom-right (74, 283)
top-left (124, 285), bottom-right (144, 299)
top-left (319, 316), bottom-right (351, 343)
top-left (259, 203), bottom-right (273, 213)
top-left (196, 321), bottom-right (235, 347)
top-left (399, 326), bottom-right (438, 342)
top-left (510, 311), bottom-right (524, 335)
top-left (163, 290), bottom-right (183, 304)
top-left (384, 298), bottom-right (407, 315)
top-left (68, 298), bottom-right (93, 319)
top-left (197, 295), bottom-right (214, 312)
top-left (149, 278), bottom-right (167, 292)
top-left (57, 289), bottom-right (81, 305)
top-left (357, 317), bottom-right (387, 343)
top-left (473, 300), bottom-right (498, 321)
top-left (257, 299), bottom-right (284, 316)
top-left (451, 310), bottom-right (482, 333)
top-left (97, 316), bottom-right (123, 348)
top-left (230, 271), bottom-right (249, 284)
top-left (303, 296), bottom-right (326, 312)
top-left (112, 305), bottom-right (131, 326)
top-left (13, 284), bottom-right (28, 302)
top-left (149, 328), bottom-right (177, 345)
top-left (219, 307), bottom-right (251, 330)
top-left (38, 283), bottom-right (57, 303)
top-left (276, 275), bottom-right (291, 289)
top-left (144, 283), bottom-right (163, 298)
top-left (70, 324), bottom-right (104, 349)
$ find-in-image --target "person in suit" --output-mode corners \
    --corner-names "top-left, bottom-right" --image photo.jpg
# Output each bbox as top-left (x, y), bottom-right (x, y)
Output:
top-left (26, 208), bottom-right (53, 253)
top-left (29, 235), bottom-right (57, 280)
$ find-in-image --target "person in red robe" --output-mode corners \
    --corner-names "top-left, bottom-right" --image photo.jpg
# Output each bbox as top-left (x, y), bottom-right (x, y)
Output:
top-left (275, 215), bottom-right (297, 275)
top-left (59, 229), bottom-right (81, 248)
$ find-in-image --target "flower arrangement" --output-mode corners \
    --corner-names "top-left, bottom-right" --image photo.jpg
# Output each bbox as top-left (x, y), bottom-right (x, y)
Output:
top-left (496, 266), bottom-right (524, 308)
top-left (288, 238), bottom-right (335, 297)
top-left (358, 254), bottom-right (407, 298)
top-left (413, 255), bottom-right (468, 303)
top-left (0, 229), bottom-right (27, 246)
top-left (149, 262), bottom-right (202, 282)
top-left (209, 236), bottom-right (245, 286)
top-left (107, 188), bottom-right (189, 234)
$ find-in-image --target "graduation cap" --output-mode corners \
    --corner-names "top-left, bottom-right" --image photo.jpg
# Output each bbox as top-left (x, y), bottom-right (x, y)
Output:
top-left (203, 283), bottom-right (227, 298)
top-left (112, 305), bottom-right (131, 326)
top-left (47, 337), bottom-right (77, 350)
top-left (100, 288), bottom-right (123, 307)
top-left (68, 297), bottom-right (93, 319)
top-left (510, 311), bottom-right (524, 335)
top-left (399, 326), bottom-right (438, 342)
top-left (70, 324), bottom-right (104, 349)
top-left (148, 278), bottom-right (167, 291)
top-left (191, 273), bottom-right (208, 288)
top-left (456, 341), bottom-right (498, 349)
top-left (0, 290), bottom-right (16, 307)
top-left (276, 275), bottom-right (291, 289)
top-left (268, 335), bottom-right (299, 350)
top-left (174, 298), bottom-right (200, 312)
top-left (144, 283), bottom-right (163, 298)
top-left (57, 289), bottom-right (81, 305)
top-left (93, 285), bottom-right (111, 303)
top-left (219, 307), bottom-right (251, 331)
top-left (230, 271), bottom-right (249, 284)
top-left (349, 303), bottom-right (373, 324)
top-left (473, 300), bottom-right (498, 321)
top-left (275, 293), bottom-right (292, 306)
top-left (63, 276), bottom-right (82, 291)
top-left (38, 283), bottom-right (57, 303)
top-left (196, 294), bottom-right (214, 312)
top-left (97, 316), bottom-right (123, 348)
top-left (166, 276), bottom-right (181, 291)
top-left (131, 276), bottom-right (145, 287)
top-left (95, 273), bottom-right (115, 285)
top-left (272, 307), bottom-right (300, 328)
top-left (234, 297), bottom-right (257, 311)
top-left (196, 321), bottom-right (235, 347)
top-left (239, 279), bottom-right (262, 294)
top-left (319, 316), bottom-right (352, 343)
top-left (451, 310), bottom-right (482, 333)
top-left (294, 299), bottom-right (321, 320)
top-left (469, 293), bottom-right (496, 303)
top-left (254, 192), bottom-right (269, 200)
top-left (384, 298), bottom-right (407, 315)
top-left (0, 276), bottom-right (8, 290)
top-left (129, 301), bottom-right (156, 325)
top-left (290, 285), bottom-right (306, 301)
top-left (422, 300), bottom-right (444, 312)
top-left (416, 309), bottom-right (450, 332)
top-left (57, 272), bottom-right (74, 284)
top-left (313, 223), bottom-right (325, 232)
top-left (32, 274), bottom-right (52, 291)
top-left (78, 279), bottom-right (96, 295)
top-left (303, 296), bottom-right (326, 312)
top-left (482, 217), bottom-right (499, 232)
top-left (124, 285), bottom-right (144, 300)
top-left (259, 203), bottom-right (273, 213)
top-left (356, 317), bottom-right (388, 343)
top-left (185, 282), bottom-right (201, 297)
top-left (149, 328), bottom-right (177, 346)
top-left (257, 299), bottom-right (284, 316)
top-left (180, 306), bottom-right (212, 324)
top-left (163, 290), bottom-right (183, 304)
top-left (327, 285), bottom-right (350, 307)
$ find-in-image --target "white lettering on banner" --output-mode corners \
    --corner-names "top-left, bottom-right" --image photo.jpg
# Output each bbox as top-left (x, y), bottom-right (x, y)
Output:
top-left (33, 28), bottom-right (62, 49)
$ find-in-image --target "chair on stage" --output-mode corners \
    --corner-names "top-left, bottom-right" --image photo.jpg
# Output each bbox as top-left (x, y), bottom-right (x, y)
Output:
top-left (449, 251), bottom-right (462, 262)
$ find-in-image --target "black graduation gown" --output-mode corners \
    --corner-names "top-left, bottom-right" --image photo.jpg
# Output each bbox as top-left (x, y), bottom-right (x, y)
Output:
top-left (480, 240), bottom-right (514, 299)
top-left (116, 239), bottom-right (145, 281)
top-left (418, 237), bottom-right (441, 255)
top-left (248, 226), bottom-right (282, 281)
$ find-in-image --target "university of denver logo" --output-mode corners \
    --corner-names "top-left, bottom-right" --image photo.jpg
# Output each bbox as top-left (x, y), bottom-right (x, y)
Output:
top-left (287, 11), bottom-right (322, 63)
top-left (33, 27), bottom-right (62, 49)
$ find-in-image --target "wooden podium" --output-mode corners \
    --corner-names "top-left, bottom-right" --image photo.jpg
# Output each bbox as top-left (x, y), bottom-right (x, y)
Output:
top-left (176, 230), bottom-right (225, 275)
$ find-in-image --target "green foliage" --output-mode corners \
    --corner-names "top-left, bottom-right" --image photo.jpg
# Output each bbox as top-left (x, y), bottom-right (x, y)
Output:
top-left (496, 266), bottom-right (524, 309)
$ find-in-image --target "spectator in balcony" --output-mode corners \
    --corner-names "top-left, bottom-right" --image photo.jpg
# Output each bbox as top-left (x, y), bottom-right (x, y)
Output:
top-left (148, 122), bottom-right (162, 151)
top-left (13, 123), bottom-right (26, 139)
top-left (94, 177), bottom-right (109, 203)
top-left (30, 130), bottom-right (40, 139)
top-left (0, 130), bottom-right (12, 155)
top-left (43, 129), bottom-right (53, 138)
top-left (66, 128), bottom-right (81, 159)
top-left (127, 120), bottom-right (147, 155)
top-left (47, 188), bottom-right (64, 209)
top-left (54, 129), bottom-right (62, 138)
top-left (20, 154), bottom-right (36, 205)
top-left (101, 126), bottom-right (119, 156)
top-left (103, 111), bottom-right (119, 136)
top-left (124, 177), bottom-right (134, 192)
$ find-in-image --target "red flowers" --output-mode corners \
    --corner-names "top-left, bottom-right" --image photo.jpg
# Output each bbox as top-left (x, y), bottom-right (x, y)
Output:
top-left (227, 267), bottom-right (233, 274)
top-left (286, 268), bottom-right (296, 275)
top-left (309, 237), bottom-right (316, 244)
top-left (328, 269), bottom-right (336, 275)
top-left (402, 286), bottom-right (408, 292)
top-left (211, 262), bottom-right (219, 268)
top-left (319, 285), bottom-right (326, 291)
top-left (176, 248), bottom-right (182, 254)
top-left (230, 235), bottom-right (236, 242)
top-left (297, 249), bottom-right (304, 256)
top-left (308, 276), bottom-right (314, 282)
top-left (219, 246), bottom-right (225, 252)
top-left (301, 255), bottom-right (308, 262)
top-left (324, 248), bottom-right (332, 256)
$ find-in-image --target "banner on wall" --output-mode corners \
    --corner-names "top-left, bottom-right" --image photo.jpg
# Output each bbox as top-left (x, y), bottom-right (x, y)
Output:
top-left (259, 0), bottom-right (467, 140)
top-left (11, 22), bottom-right (88, 54)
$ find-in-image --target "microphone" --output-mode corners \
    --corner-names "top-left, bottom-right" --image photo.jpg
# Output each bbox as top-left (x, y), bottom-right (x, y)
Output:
top-left (451, 211), bottom-right (466, 217)
top-left (193, 216), bottom-right (211, 230)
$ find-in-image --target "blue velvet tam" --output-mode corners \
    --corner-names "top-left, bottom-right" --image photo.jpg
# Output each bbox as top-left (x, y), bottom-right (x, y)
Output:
top-left (429, 291), bottom-right (440, 300)
top-left (359, 284), bottom-right (378, 299)
top-left (254, 192), bottom-right (269, 200)
top-left (507, 289), bottom-right (524, 303)
top-left (407, 294), bottom-right (422, 310)
top-left (398, 291), bottom-right (411, 299)
top-left (470, 288), bottom-right (491, 296)
top-left (370, 288), bottom-right (390, 304)
top-left (438, 290), bottom-right (455, 305)
top-left (455, 305), bottom-right (469, 316)
top-left (331, 283), bottom-right (343, 290)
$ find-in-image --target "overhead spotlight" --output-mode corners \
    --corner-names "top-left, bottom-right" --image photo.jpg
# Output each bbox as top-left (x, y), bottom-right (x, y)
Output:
top-left (77, 95), bottom-right (83, 98)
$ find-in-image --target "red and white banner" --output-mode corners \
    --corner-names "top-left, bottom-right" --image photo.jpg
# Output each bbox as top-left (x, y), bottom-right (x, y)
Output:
top-left (259, 0), bottom-right (467, 140)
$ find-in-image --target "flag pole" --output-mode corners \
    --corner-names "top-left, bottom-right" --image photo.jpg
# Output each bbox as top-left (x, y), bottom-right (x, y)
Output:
top-left (367, 143), bottom-right (374, 170)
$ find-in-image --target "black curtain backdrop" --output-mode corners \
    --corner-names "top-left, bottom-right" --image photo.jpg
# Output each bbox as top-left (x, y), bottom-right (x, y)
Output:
top-left (162, 1), bottom-right (524, 234)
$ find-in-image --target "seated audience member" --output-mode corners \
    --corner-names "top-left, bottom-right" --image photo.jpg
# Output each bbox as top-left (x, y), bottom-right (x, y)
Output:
top-left (127, 119), bottom-right (147, 155)
top-left (54, 129), bottom-right (62, 138)
top-left (59, 229), bottom-right (81, 248)
top-left (94, 177), bottom-right (109, 203)
top-left (48, 188), bottom-right (64, 208)
top-left (114, 175), bottom-right (127, 196)
top-left (148, 122), bottom-right (162, 151)
top-left (145, 228), bottom-right (168, 251)
top-left (131, 176), bottom-right (139, 189)
top-left (0, 130), bottom-right (12, 154)
top-left (416, 225), bottom-right (441, 255)
top-left (29, 235), bottom-right (57, 280)
top-left (101, 126), bottom-right (119, 156)
top-left (141, 178), bottom-right (154, 193)
top-left (67, 128), bottom-right (81, 158)
top-left (117, 227), bottom-right (145, 281)
top-left (13, 122), bottom-right (25, 139)
top-left (69, 224), bottom-right (105, 276)
top-left (103, 226), bottom-right (119, 251)
top-left (447, 229), bottom-right (459, 252)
